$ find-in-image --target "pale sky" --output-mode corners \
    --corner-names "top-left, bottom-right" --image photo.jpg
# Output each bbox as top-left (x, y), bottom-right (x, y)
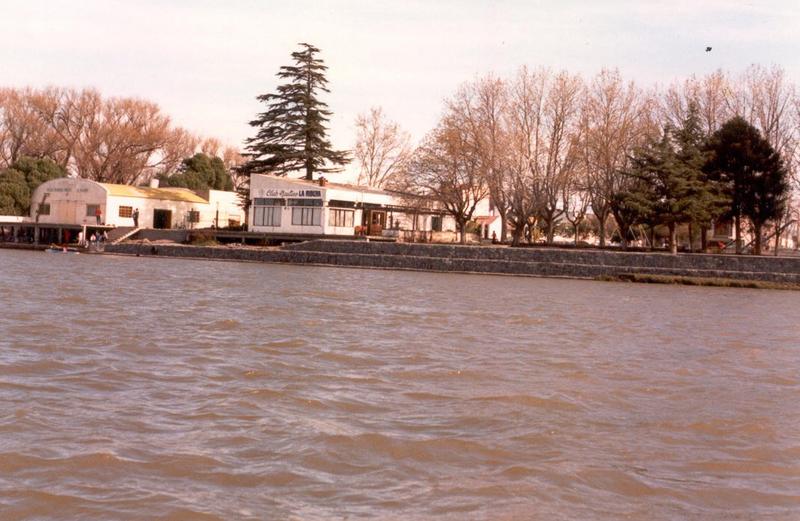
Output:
top-left (1, 0), bottom-right (798, 178)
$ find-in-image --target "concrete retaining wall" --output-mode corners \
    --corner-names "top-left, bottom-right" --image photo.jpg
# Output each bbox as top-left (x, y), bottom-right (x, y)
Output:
top-left (285, 240), bottom-right (800, 274)
top-left (133, 229), bottom-right (190, 243)
top-left (105, 241), bottom-right (800, 283)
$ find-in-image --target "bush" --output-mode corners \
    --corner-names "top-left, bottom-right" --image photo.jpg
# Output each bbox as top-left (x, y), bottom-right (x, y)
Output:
top-left (188, 230), bottom-right (218, 246)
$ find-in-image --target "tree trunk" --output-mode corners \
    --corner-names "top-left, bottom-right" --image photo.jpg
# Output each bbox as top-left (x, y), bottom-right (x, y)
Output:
top-left (753, 222), bottom-right (762, 255)
top-left (500, 211), bottom-right (508, 243)
top-left (619, 224), bottom-right (628, 250)
top-left (511, 225), bottom-right (523, 246)
top-left (734, 214), bottom-right (742, 254)
top-left (546, 219), bottom-right (555, 244)
top-left (700, 225), bottom-right (708, 253)
top-left (687, 222), bottom-right (694, 253)
top-left (774, 226), bottom-right (782, 256)
top-left (597, 214), bottom-right (606, 248)
top-left (573, 221), bottom-right (581, 246)
top-left (458, 220), bottom-right (466, 245)
top-left (669, 223), bottom-right (677, 255)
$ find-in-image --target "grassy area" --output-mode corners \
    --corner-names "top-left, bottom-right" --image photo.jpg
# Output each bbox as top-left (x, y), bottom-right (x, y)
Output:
top-left (598, 273), bottom-right (800, 290)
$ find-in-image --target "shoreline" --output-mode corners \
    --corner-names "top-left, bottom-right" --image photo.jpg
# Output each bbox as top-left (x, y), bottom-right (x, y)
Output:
top-left (98, 240), bottom-right (800, 290)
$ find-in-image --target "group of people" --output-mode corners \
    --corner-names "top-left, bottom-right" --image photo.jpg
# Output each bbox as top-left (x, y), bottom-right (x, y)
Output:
top-left (77, 230), bottom-right (108, 248)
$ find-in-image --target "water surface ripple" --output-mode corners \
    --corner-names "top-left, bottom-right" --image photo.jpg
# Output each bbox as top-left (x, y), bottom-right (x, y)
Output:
top-left (1, 249), bottom-right (799, 520)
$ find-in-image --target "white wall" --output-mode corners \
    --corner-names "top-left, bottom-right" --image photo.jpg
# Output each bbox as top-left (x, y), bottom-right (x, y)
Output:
top-left (30, 178), bottom-right (106, 225)
top-left (249, 175), bottom-right (328, 234)
top-left (106, 196), bottom-right (203, 229)
top-left (202, 190), bottom-right (245, 228)
top-left (249, 174), bottom-right (459, 237)
top-left (31, 178), bottom-right (244, 230)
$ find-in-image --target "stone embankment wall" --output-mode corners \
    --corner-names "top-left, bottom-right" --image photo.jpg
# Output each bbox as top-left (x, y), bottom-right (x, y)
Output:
top-left (105, 239), bottom-right (800, 283)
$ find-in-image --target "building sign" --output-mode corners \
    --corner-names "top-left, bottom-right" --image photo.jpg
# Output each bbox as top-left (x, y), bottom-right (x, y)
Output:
top-left (259, 188), bottom-right (322, 198)
top-left (46, 186), bottom-right (89, 194)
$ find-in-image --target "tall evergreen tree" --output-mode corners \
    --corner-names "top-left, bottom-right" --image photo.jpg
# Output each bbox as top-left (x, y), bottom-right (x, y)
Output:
top-left (619, 111), bottom-right (723, 254)
top-left (672, 104), bottom-right (728, 252)
top-left (240, 43), bottom-right (349, 181)
top-left (704, 117), bottom-right (789, 254)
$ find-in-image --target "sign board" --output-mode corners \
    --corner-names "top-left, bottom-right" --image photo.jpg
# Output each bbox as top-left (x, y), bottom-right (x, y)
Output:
top-left (258, 188), bottom-right (322, 198)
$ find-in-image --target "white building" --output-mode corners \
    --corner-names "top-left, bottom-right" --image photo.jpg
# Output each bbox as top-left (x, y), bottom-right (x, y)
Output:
top-left (471, 197), bottom-right (503, 241)
top-left (249, 174), bottom-right (458, 240)
top-left (29, 177), bottom-right (244, 229)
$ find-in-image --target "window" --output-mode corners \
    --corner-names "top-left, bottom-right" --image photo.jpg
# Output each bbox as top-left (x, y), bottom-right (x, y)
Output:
top-left (253, 198), bottom-right (282, 227)
top-left (188, 210), bottom-right (200, 223)
top-left (431, 216), bottom-right (443, 232)
top-left (38, 203), bottom-right (50, 216)
top-left (287, 198), bottom-right (323, 207)
top-left (254, 198), bottom-right (284, 206)
top-left (292, 207), bottom-right (321, 226)
top-left (254, 206), bottom-right (281, 227)
top-left (86, 204), bottom-right (99, 217)
top-left (328, 209), bottom-right (354, 228)
top-left (119, 206), bottom-right (133, 218)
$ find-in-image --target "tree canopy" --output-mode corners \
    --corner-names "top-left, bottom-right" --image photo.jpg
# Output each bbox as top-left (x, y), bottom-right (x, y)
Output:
top-left (0, 156), bottom-right (67, 215)
top-left (158, 153), bottom-right (233, 191)
top-left (705, 116), bottom-right (789, 254)
top-left (240, 43), bottom-right (349, 181)
top-left (619, 105), bottom-right (726, 253)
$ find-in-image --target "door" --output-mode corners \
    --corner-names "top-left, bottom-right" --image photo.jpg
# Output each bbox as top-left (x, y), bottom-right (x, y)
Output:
top-left (367, 210), bottom-right (386, 236)
top-left (153, 209), bottom-right (172, 229)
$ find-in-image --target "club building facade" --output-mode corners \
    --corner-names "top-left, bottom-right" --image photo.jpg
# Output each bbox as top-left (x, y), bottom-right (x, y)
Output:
top-left (248, 174), bottom-right (460, 240)
top-left (29, 177), bottom-right (244, 229)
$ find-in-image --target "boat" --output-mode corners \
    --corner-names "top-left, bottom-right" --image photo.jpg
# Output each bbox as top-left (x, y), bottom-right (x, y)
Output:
top-left (45, 246), bottom-right (81, 254)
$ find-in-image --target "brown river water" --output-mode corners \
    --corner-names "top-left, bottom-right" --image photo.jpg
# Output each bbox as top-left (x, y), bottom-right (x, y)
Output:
top-left (1, 248), bottom-right (799, 520)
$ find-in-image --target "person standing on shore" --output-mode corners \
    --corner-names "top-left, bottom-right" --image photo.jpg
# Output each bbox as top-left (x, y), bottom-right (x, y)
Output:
top-left (133, 208), bottom-right (139, 227)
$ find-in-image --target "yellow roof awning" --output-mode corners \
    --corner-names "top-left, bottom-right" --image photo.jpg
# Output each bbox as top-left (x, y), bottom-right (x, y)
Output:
top-left (99, 183), bottom-right (208, 203)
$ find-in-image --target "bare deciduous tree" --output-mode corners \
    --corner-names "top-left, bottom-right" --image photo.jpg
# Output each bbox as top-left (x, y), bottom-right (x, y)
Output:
top-left (0, 87), bottom-right (240, 187)
top-left (448, 75), bottom-right (513, 241)
top-left (581, 69), bottom-right (653, 247)
top-left (0, 87), bottom-right (63, 166)
top-left (537, 71), bottom-right (584, 243)
top-left (406, 113), bottom-right (488, 244)
top-left (504, 67), bottom-right (547, 245)
top-left (354, 107), bottom-right (411, 189)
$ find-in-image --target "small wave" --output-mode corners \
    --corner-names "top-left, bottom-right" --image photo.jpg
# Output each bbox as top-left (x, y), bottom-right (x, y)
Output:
top-left (315, 350), bottom-right (382, 367)
top-left (54, 295), bottom-right (89, 305)
top-left (470, 394), bottom-right (583, 411)
top-left (0, 359), bottom-right (72, 375)
top-left (200, 319), bottom-right (241, 331)
top-left (578, 468), bottom-right (658, 497)
top-left (246, 387), bottom-right (287, 399)
top-left (499, 465), bottom-right (535, 479)
top-left (320, 432), bottom-right (513, 464)
top-left (262, 338), bottom-right (307, 349)
top-left (402, 391), bottom-right (456, 401)
top-left (158, 507), bottom-right (225, 521)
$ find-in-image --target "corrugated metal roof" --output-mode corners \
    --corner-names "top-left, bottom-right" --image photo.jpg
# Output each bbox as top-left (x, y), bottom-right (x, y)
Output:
top-left (99, 183), bottom-right (208, 203)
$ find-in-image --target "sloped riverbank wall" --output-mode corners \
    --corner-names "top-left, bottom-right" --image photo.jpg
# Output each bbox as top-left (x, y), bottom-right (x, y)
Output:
top-left (104, 240), bottom-right (800, 284)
